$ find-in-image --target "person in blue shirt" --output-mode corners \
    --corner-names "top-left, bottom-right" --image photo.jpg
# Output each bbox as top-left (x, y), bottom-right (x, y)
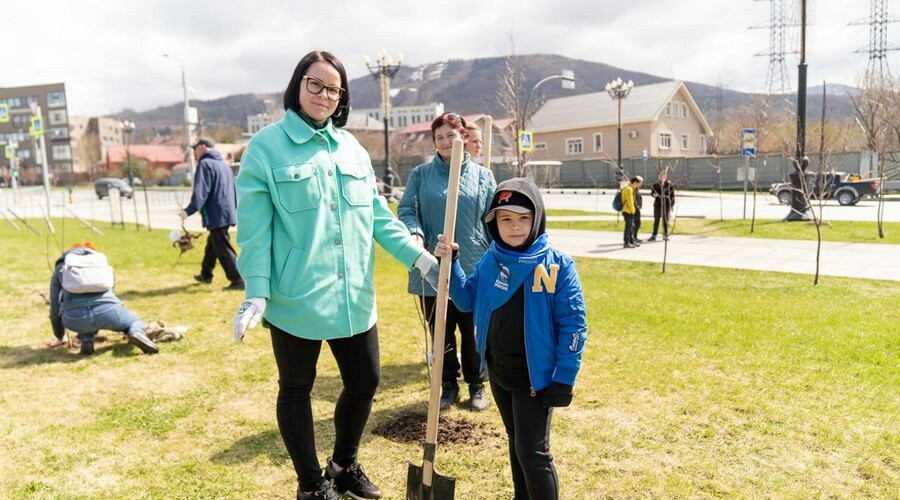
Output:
top-left (398, 112), bottom-right (496, 412)
top-left (231, 50), bottom-right (438, 500)
top-left (178, 138), bottom-right (244, 290)
top-left (435, 177), bottom-right (587, 500)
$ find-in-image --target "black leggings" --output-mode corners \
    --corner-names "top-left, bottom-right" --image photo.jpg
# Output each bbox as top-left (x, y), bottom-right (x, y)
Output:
top-left (490, 371), bottom-right (558, 500)
top-left (420, 295), bottom-right (484, 386)
top-left (270, 324), bottom-right (380, 490)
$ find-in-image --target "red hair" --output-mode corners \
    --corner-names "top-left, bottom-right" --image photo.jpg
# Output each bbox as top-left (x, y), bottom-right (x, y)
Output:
top-left (69, 241), bottom-right (98, 251)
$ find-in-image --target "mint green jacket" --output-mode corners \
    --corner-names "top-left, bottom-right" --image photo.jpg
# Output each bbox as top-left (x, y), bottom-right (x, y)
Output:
top-left (236, 110), bottom-right (425, 340)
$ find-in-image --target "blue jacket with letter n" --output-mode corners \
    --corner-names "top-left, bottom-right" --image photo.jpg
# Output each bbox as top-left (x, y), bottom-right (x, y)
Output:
top-left (185, 148), bottom-right (237, 230)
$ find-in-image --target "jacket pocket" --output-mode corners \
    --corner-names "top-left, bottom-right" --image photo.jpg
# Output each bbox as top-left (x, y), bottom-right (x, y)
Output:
top-left (274, 163), bottom-right (321, 212)
top-left (337, 163), bottom-right (374, 206)
top-left (276, 246), bottom-right (306, 297)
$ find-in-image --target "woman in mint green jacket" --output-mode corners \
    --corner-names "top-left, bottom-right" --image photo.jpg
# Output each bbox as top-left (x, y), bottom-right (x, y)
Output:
top-left (231, 50), bottom-right (438, 500)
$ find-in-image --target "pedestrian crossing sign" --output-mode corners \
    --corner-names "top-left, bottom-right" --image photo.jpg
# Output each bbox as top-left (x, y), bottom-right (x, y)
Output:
top-left (30, 115), bottom-right (44, 138)
top-left (0, 103), bottom-right (9, 123)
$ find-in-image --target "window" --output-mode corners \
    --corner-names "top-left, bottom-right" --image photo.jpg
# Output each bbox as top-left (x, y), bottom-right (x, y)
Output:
top-left (565, 138), bottom-right (583, 155)
top-left (681, 134), bottom-right (689, 150)
top-left (534, 142), bottom-right (547, 151)
top-left (665, 103), bottom-right (672, 117)
top-left (593, 132), bottom-right (603, 153)
top-left (699, 134), bottom-right (708, 154)
top-left (659, 133), bottom-right (672, 150)
top-left (681, 103), bottom-right (689, 119)
top-left (49, 109), bottom-right (68, 125)
top-left (52, 144), bottom-right (72, 160)
top-left (49, 127), bottom-right (69, 140)
top-left (47, 91), bottom-right (66, 107)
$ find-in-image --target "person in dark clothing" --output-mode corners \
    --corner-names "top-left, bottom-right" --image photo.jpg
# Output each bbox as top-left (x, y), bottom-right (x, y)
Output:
top-left (632, 175), bottom-right (644, 244)
top-left (179, 138), bottom-right (244, 290)
top-left (434, 177), bottom-right (587, 500)
top-left (649, 170), bottom-right (675, 241)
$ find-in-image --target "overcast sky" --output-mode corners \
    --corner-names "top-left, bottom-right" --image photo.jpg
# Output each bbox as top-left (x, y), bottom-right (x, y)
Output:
top-left (4, 0), bottom-right (886, 117)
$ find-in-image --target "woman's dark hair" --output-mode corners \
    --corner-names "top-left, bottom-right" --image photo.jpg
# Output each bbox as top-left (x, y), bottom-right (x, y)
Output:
top-left (283, 50), bottom-right (350, 128)
top-left (430, 112), bottom-right (468, 140)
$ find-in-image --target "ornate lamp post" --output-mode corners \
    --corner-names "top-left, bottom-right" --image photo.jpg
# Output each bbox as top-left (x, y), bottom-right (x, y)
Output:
top-left (364, 50), bottom-right (403, 198)
top-left (606, 77), bottom-right (634, 183)
top-left (121, 120), bottom-right (140, 228)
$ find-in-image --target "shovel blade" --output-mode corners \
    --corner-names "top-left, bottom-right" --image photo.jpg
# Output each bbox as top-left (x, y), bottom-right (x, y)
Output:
top-left (407, 462), bottom-right (456, 500)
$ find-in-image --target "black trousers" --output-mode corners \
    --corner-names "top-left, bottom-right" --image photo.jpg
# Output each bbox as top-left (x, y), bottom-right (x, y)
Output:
top-left (200, 227), bottom-right (242, 284)
top-left (270, 324), bottom-right (381, 491)
top-left (489, 365), bottom-right (558, 500)
top-left (633, 208), bottom-right (642, 238)
top-left (652, 204), bottom-right (671, 237)
top-left (623, 213), bottom-right (636, 244)
top-left (421, 295), bottom-right (485, 386)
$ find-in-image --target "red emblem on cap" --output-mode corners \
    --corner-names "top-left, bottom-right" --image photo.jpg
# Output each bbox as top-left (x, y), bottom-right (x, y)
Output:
top-left (498, 191), bottom-right (513, 204)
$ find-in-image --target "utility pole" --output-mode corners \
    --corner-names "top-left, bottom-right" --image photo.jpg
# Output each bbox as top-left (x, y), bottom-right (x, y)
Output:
top-left (785, 0), bottom-right (809, 221)
top-left (364, 51), bottom-right (403, 199)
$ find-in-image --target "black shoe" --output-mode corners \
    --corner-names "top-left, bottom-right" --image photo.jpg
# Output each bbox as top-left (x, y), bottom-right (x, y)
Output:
top-left (128, 331), bottom-right (159, 354)
top-left (223, 281), bottom-right (245, 291)
top-left (325, 458), bottom-right (382, 499)
top-left (439, 381), bottom-right (459, 411)
top-left (648, 235), bottom-right (657, 242)
top-left (194, 274), bottom-right (212, 284)
top-left (469, 384), bottom-right (488, 411)
top-left (297, 478), bottom-right (338, 500)
top-left (80, 341), bottom-right (94, 355)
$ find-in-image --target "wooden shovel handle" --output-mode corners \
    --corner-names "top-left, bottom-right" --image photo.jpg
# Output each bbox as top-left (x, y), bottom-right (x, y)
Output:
top-left (422, 137), bottom-right (464, 486)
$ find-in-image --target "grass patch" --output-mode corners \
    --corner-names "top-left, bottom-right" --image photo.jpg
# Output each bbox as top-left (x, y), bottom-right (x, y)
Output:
top-left (0, 219), bottom-right (898, 498)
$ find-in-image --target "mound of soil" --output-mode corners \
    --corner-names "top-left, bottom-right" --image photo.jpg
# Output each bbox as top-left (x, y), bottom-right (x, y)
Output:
top-left (372, 410), bottom-right (500, 446)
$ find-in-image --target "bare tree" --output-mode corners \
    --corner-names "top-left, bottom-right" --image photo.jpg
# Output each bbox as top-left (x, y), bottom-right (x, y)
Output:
top-left (495, 34), bottom-right (534, 177)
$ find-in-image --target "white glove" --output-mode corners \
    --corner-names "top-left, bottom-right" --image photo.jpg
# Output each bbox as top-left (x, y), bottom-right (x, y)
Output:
top-left (233, 297), bottom-right (266, 342)
top-left (178, 209), bottom-right (189, 220)
top-left (414, 252), bottom-right (441, 289)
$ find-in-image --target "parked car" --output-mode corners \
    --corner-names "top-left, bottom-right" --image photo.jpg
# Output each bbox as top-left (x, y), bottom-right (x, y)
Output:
top-left (94, 178), bottom-right (134, 199)
top-left (769, 171), bottom-right (880, 206)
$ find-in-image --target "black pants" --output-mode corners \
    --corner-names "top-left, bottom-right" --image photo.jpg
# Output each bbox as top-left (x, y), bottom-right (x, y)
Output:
top-left (652, 204), bottom-right (671, 237)
top-left (623, 213), bottom-right (636, 244)
top-left (633, 208), bottom-right (642, 239)
top-left (200, 227), bottom-right (242, 284)
top-left (489, 365), bottom-right (558, 500)
top-left (270, 324), bottom-right (381, 491)
top-left (421, 295), bottom-right (485, 386)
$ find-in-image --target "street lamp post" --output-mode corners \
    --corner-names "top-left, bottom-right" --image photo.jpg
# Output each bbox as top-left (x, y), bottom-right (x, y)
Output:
top-left (518, 70), bottom-right (575, 171)
top-left (121, 120), bottom-right (140, 229)
top-left (606, 78), bottom-right (634, 183)
top-left (163, 53), bottom-right (196, 182)
top-left (364, 50), bottom-right (403, 199)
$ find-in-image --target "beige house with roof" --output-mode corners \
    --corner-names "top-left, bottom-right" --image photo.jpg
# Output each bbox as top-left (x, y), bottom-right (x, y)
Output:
top-left (528, 81), bottom-right (712, 164)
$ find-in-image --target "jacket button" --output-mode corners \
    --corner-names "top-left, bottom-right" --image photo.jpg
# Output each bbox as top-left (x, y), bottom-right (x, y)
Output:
top-left (334, 238), bottom-right (341, 245)
top-left (327, 170), bottom-right (333, 176)
top-left (331, 203), bottom-right (337, 210)
top-left (319, 140), bottom-right (326, 146)
top-left (337, 272), bottom-right (344, 279)
top-left (293, 173), bottom-right (299, 179)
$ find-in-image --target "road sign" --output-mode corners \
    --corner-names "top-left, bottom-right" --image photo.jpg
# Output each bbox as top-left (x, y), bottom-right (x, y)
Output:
top-left (30, 115), bottom-right (44, 138)
top-left (4, 145), bottom-right (13, 159)
top-left (0, 103), bottom-right (9, 123)
top-left (642, 147), bottom-right (648, 161)
top-left (518, 130), bottom-right (533, 152)
top-left (741, 128), bottom-right (756, 157)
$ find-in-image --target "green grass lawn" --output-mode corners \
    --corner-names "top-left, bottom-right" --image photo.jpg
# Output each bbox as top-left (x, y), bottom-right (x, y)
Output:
top-left (1, 219), bottom-right (898, 498)
top-left (547, 210), bottom-right (900, 245)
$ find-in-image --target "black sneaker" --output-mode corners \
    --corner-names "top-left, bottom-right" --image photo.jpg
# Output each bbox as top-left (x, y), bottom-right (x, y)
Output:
top-left (298, 478), bottom-right (338, 500)
top-left (223, 281), bottom-right (245, 291)
top-left (469, 384), bottom-right (488, 411)
top-left (80, 340), bottom-right (94, 355)
top-left (325, 458), bottom-right (382, 499)
top-left (648, 235), bottom-right (657, 241)
top-left (128, 331), bottom-right (159, 354)
top-left (194, 274), bottom-right (212, 284)
top-left (439, 381), bottom-right (459, 411)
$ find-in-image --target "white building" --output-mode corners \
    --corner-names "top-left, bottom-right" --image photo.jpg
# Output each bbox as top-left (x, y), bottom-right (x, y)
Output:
top-left (354, 102), bottom-right (444, 129)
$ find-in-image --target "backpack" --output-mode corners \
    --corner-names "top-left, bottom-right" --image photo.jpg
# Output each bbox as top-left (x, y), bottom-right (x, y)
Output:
top-left (612, 190), bottom-right (623, 212)
top-left (61, 251), bottom-right (115, 294)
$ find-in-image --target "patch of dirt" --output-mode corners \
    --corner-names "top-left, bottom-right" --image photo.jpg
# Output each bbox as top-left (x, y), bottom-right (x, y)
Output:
top-left (372, 410), bottom-right (500, 446)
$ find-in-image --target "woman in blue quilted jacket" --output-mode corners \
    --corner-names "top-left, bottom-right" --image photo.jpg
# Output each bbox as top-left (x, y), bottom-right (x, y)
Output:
top-left (398, 112), bottom-right (497, 412)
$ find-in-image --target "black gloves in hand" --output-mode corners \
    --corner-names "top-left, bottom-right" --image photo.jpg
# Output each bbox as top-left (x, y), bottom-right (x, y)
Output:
top-left (542, 382), bottom-right (573, 408)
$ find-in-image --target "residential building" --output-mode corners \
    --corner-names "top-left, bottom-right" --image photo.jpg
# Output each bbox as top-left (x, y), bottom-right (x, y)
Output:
top-left (355, 102), bottom-right (444, 129)
top-left (528, 81), bottom-right (713, 164)
top-left (0, 82), bottom-right (72, 184)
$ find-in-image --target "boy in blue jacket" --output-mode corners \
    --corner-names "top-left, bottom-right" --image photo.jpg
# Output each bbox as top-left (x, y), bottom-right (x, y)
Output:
top-left (435, 177), bottom-right (587, 500)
